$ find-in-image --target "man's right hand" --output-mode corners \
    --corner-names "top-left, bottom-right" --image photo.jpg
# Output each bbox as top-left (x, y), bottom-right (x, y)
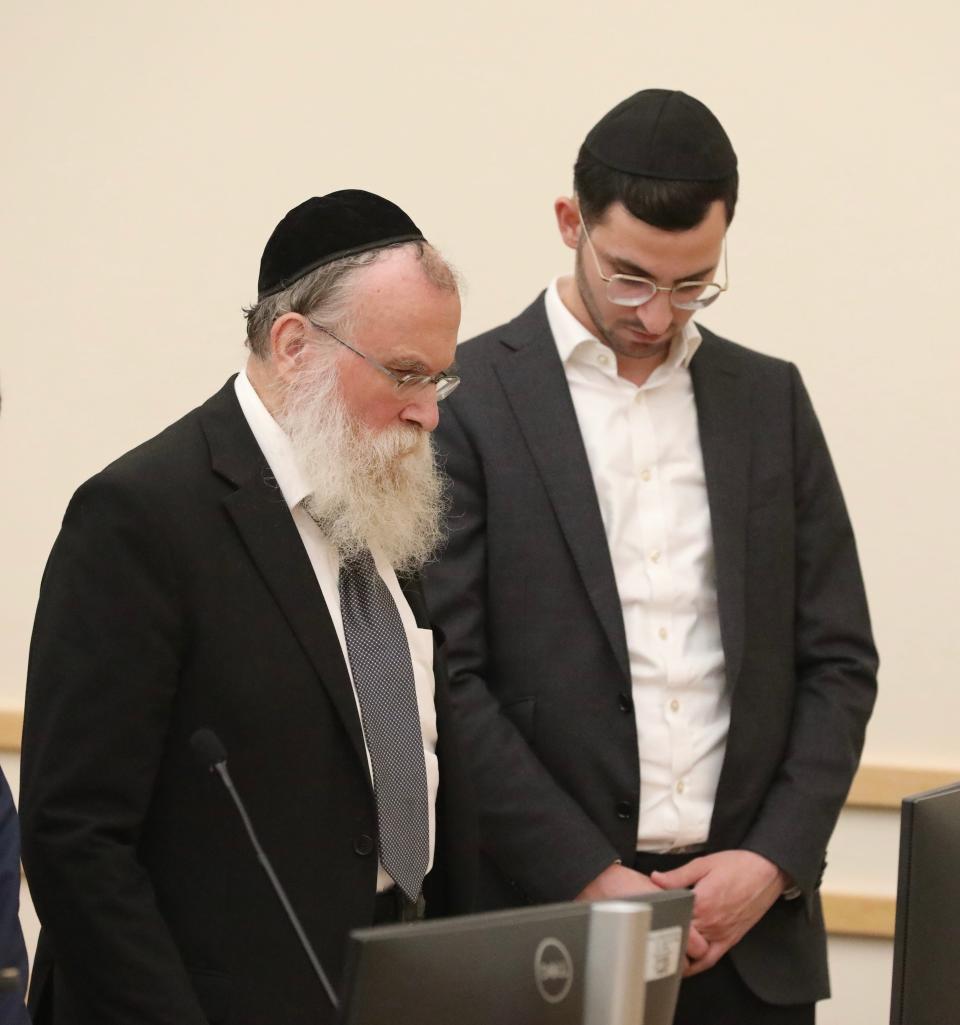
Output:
top-left (575, 863), bottom-right (709, 965)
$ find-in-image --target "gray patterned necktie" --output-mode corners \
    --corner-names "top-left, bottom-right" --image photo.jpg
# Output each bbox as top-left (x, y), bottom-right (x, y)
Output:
top-left (338, 549), bottom-right (430, 901)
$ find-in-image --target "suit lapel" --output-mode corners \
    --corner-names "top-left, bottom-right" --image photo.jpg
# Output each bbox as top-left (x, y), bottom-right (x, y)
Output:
top-left (493, 299), bottom-right (630, 681)
top-left (690, 333), bottom-right (749, 689)
top-left (199, 380), bottom-right (368, 768)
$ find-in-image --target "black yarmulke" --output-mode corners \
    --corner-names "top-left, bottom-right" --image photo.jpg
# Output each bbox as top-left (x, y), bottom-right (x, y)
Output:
top-left (583, 89), bottom-right (737, 182)
top-left (257, 189), bottom-right (425, 300)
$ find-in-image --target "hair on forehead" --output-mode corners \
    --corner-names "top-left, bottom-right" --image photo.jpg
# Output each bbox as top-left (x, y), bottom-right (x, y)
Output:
top-left (575, 148), bottom-right (739, 232)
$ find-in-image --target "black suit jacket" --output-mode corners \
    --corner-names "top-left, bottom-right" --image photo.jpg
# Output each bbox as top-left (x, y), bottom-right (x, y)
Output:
top-left (20, 379), bottom-right (477, 1025)
top-left (0, 770), bottom-right (29, 1024)
top-left (422, 295), bottom-right (877, 1005)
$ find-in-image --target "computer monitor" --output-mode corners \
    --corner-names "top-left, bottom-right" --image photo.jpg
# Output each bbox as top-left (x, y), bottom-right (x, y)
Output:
top-left (339, 894), bottom-right (690, 1025)
top-left (890, 779), bottom-right (960, 1025)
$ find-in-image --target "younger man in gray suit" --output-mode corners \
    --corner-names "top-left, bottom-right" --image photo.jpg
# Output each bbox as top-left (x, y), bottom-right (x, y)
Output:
top-left (424, 89), bottom-right (878, 1024)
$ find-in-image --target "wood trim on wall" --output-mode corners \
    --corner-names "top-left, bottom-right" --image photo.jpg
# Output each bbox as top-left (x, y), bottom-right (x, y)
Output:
top-left (846, 765), bottom-right (960, 810)
top-left (0, 703), bottom-right (945, 941)
top-left (0, 709), bottom-right (22, 752)
top-left (0, 706), bottom-right (924, 941)
top-left (821, 892), bottom-right (895, 939)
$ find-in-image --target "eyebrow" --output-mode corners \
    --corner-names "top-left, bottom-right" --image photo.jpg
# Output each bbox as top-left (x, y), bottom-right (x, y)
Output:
top-left (388, 355), bottom-right (459, 376)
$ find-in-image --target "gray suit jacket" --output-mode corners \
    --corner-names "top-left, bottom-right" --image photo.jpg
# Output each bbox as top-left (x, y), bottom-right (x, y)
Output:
top-left (423, 295), bottom-right (877, 1005)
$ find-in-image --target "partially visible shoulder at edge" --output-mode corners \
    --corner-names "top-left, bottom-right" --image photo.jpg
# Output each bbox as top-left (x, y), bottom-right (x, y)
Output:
top-left (98, 404), bottom-right (208, 489)
top-left (455, 292), bottom-right (549, 364)
top-left (66, 386), bottom-right (228, 516)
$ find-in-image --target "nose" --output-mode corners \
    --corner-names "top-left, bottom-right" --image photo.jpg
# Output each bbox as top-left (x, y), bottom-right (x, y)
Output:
top-left (636, 290), bottom-right (674, 335)
top-left (400, 388), bottom-right (440, 433)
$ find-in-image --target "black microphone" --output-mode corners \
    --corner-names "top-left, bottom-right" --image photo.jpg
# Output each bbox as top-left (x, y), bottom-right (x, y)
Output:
top-left (190, 728), bottom-right (339, 1011)
top-left (190, 728), bottom-right (227, 768)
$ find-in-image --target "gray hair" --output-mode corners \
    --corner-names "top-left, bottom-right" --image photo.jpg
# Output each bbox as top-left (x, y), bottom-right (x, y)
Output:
top-left (242, 240), bottom-right (459, 359)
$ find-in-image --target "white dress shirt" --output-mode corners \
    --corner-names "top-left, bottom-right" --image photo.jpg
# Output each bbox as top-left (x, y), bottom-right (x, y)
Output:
top-left (544, 280), bottom-right (730, 852)
top-left (234, 369), bottom-right (439, 890)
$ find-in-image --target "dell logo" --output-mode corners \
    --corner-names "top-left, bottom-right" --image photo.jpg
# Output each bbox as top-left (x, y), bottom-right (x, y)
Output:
top-left (534, 937), bottom-right (574, 1004)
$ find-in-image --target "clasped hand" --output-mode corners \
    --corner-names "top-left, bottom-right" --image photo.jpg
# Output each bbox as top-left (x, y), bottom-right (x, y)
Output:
top-left (577, 850), bottom-right (788, 977)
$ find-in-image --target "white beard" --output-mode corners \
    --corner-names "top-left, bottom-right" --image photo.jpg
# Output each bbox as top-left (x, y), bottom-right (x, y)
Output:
top-left (276, 350), bottom-right (448, 574)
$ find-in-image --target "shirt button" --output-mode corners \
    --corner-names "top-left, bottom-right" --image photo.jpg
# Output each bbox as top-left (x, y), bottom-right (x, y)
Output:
top-left (616, 800), bottom-right (633, 820)
top-left (675, 781), bottom-right (685, 795)
top-left (598, 353), bottom-right (610, 366)
top-left (658, 627), bottom-right (668, 640)
top-left (670, 699), bottom-right (680, 713)
top-left (618, 692), bottom-right (633, 713)
top-left (354, 834), bottom-right (375, 856)
top-left (641, 469), bottom-right (652, 482)
top-left (650, 549), bottom-right (661, 563)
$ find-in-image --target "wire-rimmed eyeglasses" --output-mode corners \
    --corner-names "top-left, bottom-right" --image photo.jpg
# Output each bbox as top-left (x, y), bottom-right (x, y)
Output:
top-left (307, 319), bottom-right (461, 401)
top-left (578, 206), bottom-right (729, 311)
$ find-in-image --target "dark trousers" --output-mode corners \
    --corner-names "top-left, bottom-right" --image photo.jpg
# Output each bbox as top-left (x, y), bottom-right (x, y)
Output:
top-left (633, 852), bottom-right (815, 1025)
top-left (372, 887), bottom-right (426, 925)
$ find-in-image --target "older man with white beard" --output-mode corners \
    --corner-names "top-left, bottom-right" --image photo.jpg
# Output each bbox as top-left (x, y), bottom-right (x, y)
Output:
top-left (19, 191), bottom-right (479, 1025)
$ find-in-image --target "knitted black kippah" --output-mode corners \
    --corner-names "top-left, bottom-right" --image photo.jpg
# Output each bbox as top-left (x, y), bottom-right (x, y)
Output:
top-left (257, 189), bottom-right (424, 300)
top-left (583, 89), bottom-right (737, 182)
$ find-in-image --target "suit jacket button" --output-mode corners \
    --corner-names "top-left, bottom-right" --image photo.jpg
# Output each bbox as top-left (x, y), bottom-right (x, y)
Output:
top-left (616, 801), bottom-right (633, 820)
top-left (618, 693), bottom-right (632, 713)
top-left (354, 834), bottom-right (375, 856)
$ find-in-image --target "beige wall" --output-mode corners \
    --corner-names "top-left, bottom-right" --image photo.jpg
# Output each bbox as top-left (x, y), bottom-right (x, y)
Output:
top-left (2, 1), bottom-right (958, 1020)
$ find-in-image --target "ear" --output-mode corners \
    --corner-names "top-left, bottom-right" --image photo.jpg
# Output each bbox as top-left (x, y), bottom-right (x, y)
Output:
top-left (269, 313), bottom-right (310, 379)
top-left (554, 196), bottom-right (582, 252)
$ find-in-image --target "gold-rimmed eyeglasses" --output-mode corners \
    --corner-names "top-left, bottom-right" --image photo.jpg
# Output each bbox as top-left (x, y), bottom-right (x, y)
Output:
top-left (577, 207), bottom-right (729, 311)
top-left (307, 319), bottom-right (461, 401)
